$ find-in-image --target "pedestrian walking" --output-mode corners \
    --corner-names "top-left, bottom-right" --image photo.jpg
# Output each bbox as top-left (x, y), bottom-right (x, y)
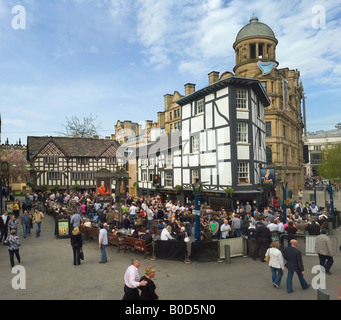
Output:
top-left (8, 215), bottom-right (19, 234)
top-left (139, 265), bottom-right (160, 300)
top-left (315, 229), bottom-right (335, 275)
top-left (0, 211), bottom-right (10, 243)
top-left (265, 241), bottom-right (285, 288)
top-left (98, 223), bottom-right (108, 263)
top-left (20, 210), bottom-right (32, 238)
top-left (70, 227), bottom-right (83, 266)
top-left (33, 208), bottom-right (44, 237)
top-left (4, 229), bottom-right (21, 268)
top-left (122, 258), bottom-right (147, 300)
top-left (283, 239), bottom-right (310, 293)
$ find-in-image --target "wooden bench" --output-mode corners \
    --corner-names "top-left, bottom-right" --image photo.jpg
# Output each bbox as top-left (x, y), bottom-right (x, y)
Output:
top-left (123, 236), bottom-right (152, 259)
top-left (107, 233), bottom-right (124, 253)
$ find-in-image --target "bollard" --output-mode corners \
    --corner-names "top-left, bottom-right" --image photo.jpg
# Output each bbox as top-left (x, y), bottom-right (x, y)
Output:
top-left (224, 244), bottom-right (231, 264)
top-left (317, 288), bottom-right (330, 300)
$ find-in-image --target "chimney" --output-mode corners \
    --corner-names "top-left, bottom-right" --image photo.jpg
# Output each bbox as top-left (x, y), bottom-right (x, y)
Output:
top-left (164, 94), bottom-right (173, 110)
top-left (184, 83), bottom-right (195, 96)
top-left (208, 71), bottom-right (220, 85)
top-left (157, 112), bottom-right (165, 128)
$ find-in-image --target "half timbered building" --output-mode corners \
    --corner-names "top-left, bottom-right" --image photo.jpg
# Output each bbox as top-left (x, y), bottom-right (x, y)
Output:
top-left (27, 136), bottom-right (126, 193)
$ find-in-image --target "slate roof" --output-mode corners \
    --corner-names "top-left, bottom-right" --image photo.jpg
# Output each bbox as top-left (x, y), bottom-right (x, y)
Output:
top-left (27, 136), bottom-right (125, 160)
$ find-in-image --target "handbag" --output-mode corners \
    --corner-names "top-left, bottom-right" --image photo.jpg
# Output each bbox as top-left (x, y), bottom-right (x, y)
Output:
top-left (264, 249), bottom-right (270, 262)
top-left (80, 248), bottom-right (84, 260)
top-left (184, 233), bottom-right (190, 242)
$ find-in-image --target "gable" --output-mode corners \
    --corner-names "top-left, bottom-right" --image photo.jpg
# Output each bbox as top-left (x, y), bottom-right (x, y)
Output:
top-left (36, 141), bottom-right (65, 157)
top-left (98, 144), bottom-right (125, 159)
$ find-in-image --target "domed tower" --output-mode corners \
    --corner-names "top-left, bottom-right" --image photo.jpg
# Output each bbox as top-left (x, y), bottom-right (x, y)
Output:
top-left (233, 16), bottom-right (278, 77)
top-left (232, 16), bottom-right (305, 199)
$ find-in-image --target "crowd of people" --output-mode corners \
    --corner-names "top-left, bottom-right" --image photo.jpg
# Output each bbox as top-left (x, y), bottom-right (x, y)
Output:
top-left (0, 189), bottom-right (339, 299)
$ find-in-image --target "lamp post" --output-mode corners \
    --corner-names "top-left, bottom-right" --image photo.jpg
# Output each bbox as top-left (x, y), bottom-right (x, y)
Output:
top-left (192, 179), bottom-right (201, 243)
top-left (280, 181), bottom-right (288, 224)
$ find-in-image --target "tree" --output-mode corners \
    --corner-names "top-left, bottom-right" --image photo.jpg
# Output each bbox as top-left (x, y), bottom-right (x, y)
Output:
top-left (61, 114), bottom-right (102, 138)
top-left (316, 143), bottom-right (341, 181)
top-left (0, 148), bottom-right (30, 183)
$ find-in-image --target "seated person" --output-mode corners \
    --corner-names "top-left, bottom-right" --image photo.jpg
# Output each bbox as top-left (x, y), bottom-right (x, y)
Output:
top-left (176, 226), bottom-right (187, 242)
top-left (160, 225), bottom-right (173, 241)
top-left (140, 229), bottom-right (153, 245)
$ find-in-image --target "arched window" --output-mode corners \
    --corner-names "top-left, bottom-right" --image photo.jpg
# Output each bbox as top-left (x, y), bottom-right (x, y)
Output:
top-left (266, 147), bottom-right (272, 164)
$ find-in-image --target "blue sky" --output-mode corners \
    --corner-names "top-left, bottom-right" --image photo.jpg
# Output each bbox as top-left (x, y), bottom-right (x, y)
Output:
top-left (0, 0), bottom-right (341, 145)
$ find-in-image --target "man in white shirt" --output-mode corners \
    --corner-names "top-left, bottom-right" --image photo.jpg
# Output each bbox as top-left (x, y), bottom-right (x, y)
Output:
top-left (98, 223), bottom-right (108, 263)
top-left (122, 258), bottom-right (147, 300)
top-left (220, 219), bottom-right (231, 239)
top-left (129, 203), bottom-right (137, 220)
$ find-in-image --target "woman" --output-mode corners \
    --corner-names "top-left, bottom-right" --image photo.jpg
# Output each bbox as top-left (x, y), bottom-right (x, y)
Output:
top-left (5, 229), bottom-right (21, 268)
top-left (160, 225), bottom-right (173, 240)
top-left (265, 241), bottom-right (285, 288)
top-left (70, 227), bottom-right (83, 266)
top-left (8, 215), bottom-right (19, 234)
top-left (284, 221), bottom-right (297, 246)
top-left (139, 265), bottom-right (160, 300)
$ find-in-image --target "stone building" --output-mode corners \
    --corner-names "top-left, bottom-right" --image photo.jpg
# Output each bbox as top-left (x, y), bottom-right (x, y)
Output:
top-left (231, 16), bottom-right (305, 197)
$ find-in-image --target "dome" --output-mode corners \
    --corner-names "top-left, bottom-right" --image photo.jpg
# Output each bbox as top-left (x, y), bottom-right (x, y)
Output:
top-left (235, 16), bottom-right (276, 42)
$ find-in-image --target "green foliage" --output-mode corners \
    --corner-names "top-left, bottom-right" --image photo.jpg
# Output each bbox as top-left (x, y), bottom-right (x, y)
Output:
top-left (224, 188), bottom-right (234, 198)
top-left (175, 185), bottom-right (183, 193)
top-left (316, 143), bottom-right (341, 181)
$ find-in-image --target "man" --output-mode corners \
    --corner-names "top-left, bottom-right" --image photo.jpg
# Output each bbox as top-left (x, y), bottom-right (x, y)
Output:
top-left (70, 211), bottom-right (82, 231)
top-left (252, 221), bottom-right (272, 261)
top-left (283, 239), bottom-right (310, 293)
top-left (33, 208), bottom-right (44, 238)
top-left (98, 223), bottom-right (108, 263)
top-left (122, 258), bottom-right (147, 300)
top-left (315, 229), bottom-right (335, 275)
top-left (220, 218), bottom-right (231, 239)
top-left (20, 210), bottom-right (32, 238)
top-left (0, 211), bottom-right (10, 243)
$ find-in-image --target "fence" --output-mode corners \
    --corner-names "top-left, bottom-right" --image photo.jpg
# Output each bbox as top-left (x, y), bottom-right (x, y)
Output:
top-left (279, 233), bottom-right (339, 256)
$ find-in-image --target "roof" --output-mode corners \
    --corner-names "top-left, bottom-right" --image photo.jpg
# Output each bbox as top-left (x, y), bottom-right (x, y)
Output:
top-left (176, 76), bottom-right (270, 107)
top-left (235, 16), bottom-right (276, 42)
top-left (27, 136), bottom-right (125, 160)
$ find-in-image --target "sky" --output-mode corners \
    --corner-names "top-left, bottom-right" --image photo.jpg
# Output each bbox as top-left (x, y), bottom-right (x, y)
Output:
top-left (0, 0), bottom-right (341, 145)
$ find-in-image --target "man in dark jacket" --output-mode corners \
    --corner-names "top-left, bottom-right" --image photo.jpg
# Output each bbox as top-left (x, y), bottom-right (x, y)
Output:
top-left (283, 239), bottom-right (310, 293)
top-left (252, 221), bottom-right (272, 261)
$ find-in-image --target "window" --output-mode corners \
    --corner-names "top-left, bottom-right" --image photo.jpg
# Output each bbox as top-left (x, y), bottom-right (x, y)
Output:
top-left (44, 157), bottom-right (58, 164)
top-left (48, 172), bottom-right (61, 180)
top-left (72, 172), bottom-right (94, 180)
top-left (237, 122), bottom-right (248, 143)
top-left (165, 173), bottom-right (173, 187)
top-left (76, 158), bottom-right (89, 165)
top-left (174, 109), bottom-right (180, 119)
top-left (237, 163), bottom-right (249, 184)
top-left (169, 111), bottom-right (172, 121)
top-left (170, 124), bottom-right (173, 132)
top-left (250, 44), bottom-right (256, 59)
top-left (236, 89), bottom-right (248, 109)
top-left (192, 169), bottom-right (199, 183)
top-left (106, 157), bottom-right (116, 165)
top-left (283, 125), bottom-right (286, 138)
top-left (266, 147), bottom-right (273, 164)
top-left (149, 170), bottom-right (155, 182)
top-left (195, 99), bottom-right (204, 115)
top-left (142, 170), bottom-right (147, 181)
top-left (266, 122), bottom-right (272, 137)
top-left (190, 135), bottom-right (199, 153)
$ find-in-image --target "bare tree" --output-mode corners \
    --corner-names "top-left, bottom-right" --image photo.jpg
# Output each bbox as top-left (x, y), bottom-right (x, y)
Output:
top-left (61, 114), bottom-right (102, 138)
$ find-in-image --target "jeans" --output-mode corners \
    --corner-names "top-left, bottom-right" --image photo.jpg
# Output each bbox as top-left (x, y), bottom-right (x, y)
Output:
top-left (35, 222), bottom-right (42, 237)
top-left (23, 223), bottom-right (31, 237)
top-left (100, 244), bottom-right (107, 262)
top-left (147, 219), bottom-right (153, 230)
top-left (270, 267), bottom-right (283, 287)
top-left (286, 270), bottom-right (309, 292)
top-left (318, 254), bottom-right (334, 273)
